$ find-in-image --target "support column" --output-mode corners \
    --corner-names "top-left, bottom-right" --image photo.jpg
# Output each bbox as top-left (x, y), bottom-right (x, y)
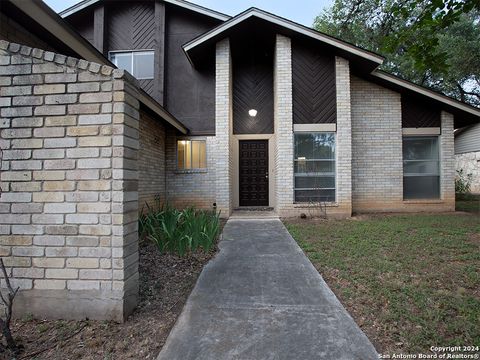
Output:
top-left (215, 38), bottom-right (232, 217)
top-left (335, 56), bottom-right (353, 215)
top-left (93, 5), bottom-right (106, 55)
top-left (274, 34), bottom-right (294, 216)
top-left (440, 111), bottom-right (455, 209)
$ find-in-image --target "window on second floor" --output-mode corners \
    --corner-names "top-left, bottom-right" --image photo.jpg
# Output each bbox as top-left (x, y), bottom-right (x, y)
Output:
top-left (109, 50), bottom-right (154, 80)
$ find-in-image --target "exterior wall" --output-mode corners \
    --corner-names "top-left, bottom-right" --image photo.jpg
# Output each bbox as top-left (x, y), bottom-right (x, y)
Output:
top-left (351, 76), bottom-right (403, 211)
top-left (0, 13), bottom-right (52, 52)
top-left (273, 34), bottom-right (294, 217)
top-left (455, 123), bottom-right (480, 154)
top-left (334, 57), bottom-right (353, 216)
top-left (0, 40), bottom-right (140, 321)
top-left (138, 110), bottom-right (166, 210)
top-left (165, 129), bottom-right (216, 209)
top-left (455, 151), bottom-right (480, 194)
top-left (351, 76), bottom-right (455, 212)
top-left (214, 38), bottom-right (233, 217)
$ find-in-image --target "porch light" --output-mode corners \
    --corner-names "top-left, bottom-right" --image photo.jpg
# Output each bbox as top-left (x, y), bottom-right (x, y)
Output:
top-left (248, 109), bottom-right (258, 117)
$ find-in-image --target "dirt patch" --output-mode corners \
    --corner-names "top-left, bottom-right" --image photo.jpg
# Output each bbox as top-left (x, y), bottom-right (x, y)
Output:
top-left (2, 237), bottom-right (221, 360)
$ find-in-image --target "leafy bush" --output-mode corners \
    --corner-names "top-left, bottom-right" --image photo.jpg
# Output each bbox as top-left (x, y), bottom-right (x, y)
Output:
top-left (455, 169), bottom-right (473, 194)
top-left (139, 204), bottom-right (220, 256)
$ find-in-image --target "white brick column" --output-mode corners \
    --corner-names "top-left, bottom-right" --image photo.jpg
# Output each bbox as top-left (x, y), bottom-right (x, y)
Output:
top-left (215, 38), bottom-right (232, 217)
top-left (440, 111), bottom-right (455, 208)
top-left (274, 34), bottom-right (294, 215)
top-left (335, 57), bottom-right (352, 215)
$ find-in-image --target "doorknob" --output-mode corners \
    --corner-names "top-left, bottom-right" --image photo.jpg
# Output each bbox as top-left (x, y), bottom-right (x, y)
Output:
top-left (265, 172), bottom-right (269, 179)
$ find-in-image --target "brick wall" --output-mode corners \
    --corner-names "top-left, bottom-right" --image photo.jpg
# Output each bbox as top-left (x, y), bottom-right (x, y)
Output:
top-left (0, 40), bottom-right (140, 321)
top-left (351, 76), bottom-right (455, 212)
top-left (274, 34), bottom-right (294, 216)
top-left (214, 38), bottom-right (233, 217)
top-left (138, 110), bottom-right (165, 210)
top-left (165, 129), bottom-right (216, 209)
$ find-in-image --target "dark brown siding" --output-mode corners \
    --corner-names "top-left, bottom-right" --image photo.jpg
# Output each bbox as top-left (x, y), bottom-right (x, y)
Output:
top-left (164, 6), bottom-right (219, 135)
top-left (232, 34), bottom-right (274, 134)
top-left (402, 95), bottom-right (441, 127)
top-left (108, 2), bottom-right (156, 97)
top-left (68, 10), bottom-right (94, 45)
top-left (292, 39), bottom-right (336, 124)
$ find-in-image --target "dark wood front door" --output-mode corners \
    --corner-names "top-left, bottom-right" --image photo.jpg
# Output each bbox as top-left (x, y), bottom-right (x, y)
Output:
top-left (239, 140), bottom-right (269, 207)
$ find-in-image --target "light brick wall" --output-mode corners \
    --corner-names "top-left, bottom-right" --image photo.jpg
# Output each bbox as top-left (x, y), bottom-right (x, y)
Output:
top-left (335, 57), bottom-right (353, 216)
top-left (165, 129), bottom-right (216, 209)
top-left (351, 76), bottom-right (403, 211)
top-left (0, 40), bottom-right (140, 321)
top-left (274, 34), bottom-right (294, 216)
top-left (138, 110), bottom-right (165, 210)
top-left (455, 152), bottom-right (480, 194)
top-left (351, 76), bottom-right (455, 212)
top-left (440, 111), bottom-right (455, 208)
top-left (214, 38), bottom-right (233, 217)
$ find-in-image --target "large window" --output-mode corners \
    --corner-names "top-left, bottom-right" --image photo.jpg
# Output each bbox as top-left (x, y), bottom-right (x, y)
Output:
top-left (109, 50), bottom-right (154, 80)
top-left (403, 136), bottom-right (440, 199)
top-left (294, 132), bottom-right (336, 202)
top-left (177, 140), bottom-right (207, 170)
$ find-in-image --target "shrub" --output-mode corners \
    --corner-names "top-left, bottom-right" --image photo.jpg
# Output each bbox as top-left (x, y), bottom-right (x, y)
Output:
top-left (455, 169), bottom-right (473, 194)
top-left (139, 204), bottom-right (220, 257)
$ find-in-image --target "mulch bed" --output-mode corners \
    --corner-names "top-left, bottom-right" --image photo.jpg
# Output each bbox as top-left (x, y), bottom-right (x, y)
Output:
top-left (1, 238), bottom-right (220, 360)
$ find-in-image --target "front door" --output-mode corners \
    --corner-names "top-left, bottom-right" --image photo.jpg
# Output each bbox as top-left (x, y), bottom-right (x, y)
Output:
top-left (239, 140), bottom-right (269, 207)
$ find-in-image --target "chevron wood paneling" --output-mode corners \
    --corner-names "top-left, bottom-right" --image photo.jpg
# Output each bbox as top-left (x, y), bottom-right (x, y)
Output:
top-left (108, 2), bottom-right (154, 51)
top-left (402, 95), bottom-right (440, 128)
top-left (233, 39), bottom-right (274, 134)
top-left (292, 41), bottom-right (336, 124)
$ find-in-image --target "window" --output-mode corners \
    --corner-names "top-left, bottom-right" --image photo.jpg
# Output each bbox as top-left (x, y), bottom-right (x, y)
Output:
top-left (403, 136), bottom-right (440, 199)
top-left (294, 132), bottom-right (336, 202)
top-left (177, 140), bottom-right (207, 170)
top-left (109, 51), bottom-right (154, 80)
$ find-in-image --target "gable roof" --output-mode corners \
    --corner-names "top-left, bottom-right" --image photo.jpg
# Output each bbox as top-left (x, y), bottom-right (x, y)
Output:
top-left (183, 7), bottom-right (384, 70)
top-left (60, 0), bottom-right (231, 21)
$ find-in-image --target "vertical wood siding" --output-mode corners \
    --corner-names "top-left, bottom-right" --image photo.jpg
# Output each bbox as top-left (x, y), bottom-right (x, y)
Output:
top-left (292, 39), bottom-right (336, 124)
top-left (232, 34), bottom-right (274, 134)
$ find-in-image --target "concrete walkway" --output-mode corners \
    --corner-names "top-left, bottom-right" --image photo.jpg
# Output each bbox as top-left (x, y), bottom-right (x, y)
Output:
top-left (157, 219), bottom-right (378, 360)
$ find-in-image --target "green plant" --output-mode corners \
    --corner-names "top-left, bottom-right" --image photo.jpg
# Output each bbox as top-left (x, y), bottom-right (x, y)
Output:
top-left (138, 204), bottom-right (220, 256)
top-left (455, 169), bottom-right (473, 194)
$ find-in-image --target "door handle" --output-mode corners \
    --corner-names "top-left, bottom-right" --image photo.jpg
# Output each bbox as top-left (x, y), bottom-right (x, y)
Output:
top-left (265, 172), bottom-right (269, 179)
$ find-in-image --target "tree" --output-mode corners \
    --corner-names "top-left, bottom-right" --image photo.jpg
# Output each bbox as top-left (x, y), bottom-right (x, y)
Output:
top-left (314, 0), bottom-right (480, 107)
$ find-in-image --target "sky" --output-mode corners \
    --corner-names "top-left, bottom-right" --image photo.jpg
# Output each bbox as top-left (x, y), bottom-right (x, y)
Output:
top-left (44, 0), bottom-right (334, 27)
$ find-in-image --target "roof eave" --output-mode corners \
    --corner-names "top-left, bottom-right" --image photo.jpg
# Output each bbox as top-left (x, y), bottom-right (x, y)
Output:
top-left (60, 0), bottom-right (231, 21)
top-left (183, 8), bottom-right (384, 67)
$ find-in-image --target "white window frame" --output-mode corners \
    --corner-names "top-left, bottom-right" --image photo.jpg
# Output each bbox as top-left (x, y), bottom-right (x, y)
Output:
top-left (402, 135), bottom-right (441, 200)
top-left (108, 50), bottom-right (155, 80)
top-left (293, 132), bottom-right (336, 203)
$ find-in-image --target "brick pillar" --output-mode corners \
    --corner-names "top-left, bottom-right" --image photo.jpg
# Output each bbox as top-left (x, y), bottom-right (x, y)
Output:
top-left (214, 38), bottom-right (232, 217)
top-left (440, 111), bottom-right (455, 209)
top-left (274, 34), bottom-right (294, 215)
top-left (335, 57), bottom-right (352, 215)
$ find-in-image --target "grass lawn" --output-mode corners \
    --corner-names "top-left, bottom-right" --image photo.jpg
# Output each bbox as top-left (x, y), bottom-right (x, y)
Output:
top-left (284, 213), bottom-right (480, 354)
top-left (456, 193), bottom-right (480, 214)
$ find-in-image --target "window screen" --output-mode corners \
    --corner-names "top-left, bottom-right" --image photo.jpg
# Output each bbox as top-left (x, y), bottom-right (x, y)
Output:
top-left (294, 133), bottom-right (336, 202)
top-left (110, 51), bottom-right (154, 80)
top-left (403, 136), bottom-right (440, 199)
top-left (177, 140), bottom-right (207, 170)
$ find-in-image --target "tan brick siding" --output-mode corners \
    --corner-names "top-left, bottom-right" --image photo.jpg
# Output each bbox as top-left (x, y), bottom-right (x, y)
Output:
top-left (165, 128), bottom-right (216, 210)
top-left (138, 110), bottom-right (165, 210)
top-left (0, 40), bottom-right (140, 321)
top-left (351, 76), bottom-right (455, 212)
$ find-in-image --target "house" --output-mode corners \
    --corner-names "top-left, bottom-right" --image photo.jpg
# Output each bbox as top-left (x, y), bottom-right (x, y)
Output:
top-left (455, 124), bottom-right (480, 193)
top-left (0, 0), bottom-right (479, 322)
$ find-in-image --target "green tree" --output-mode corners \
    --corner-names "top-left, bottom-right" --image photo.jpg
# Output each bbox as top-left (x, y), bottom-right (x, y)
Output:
top-left (314, 0), bottom-right (480, 107)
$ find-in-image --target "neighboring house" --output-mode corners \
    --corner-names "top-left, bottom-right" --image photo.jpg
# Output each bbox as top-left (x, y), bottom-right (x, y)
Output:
top-left (455, 124), bottom-right (480, 194)
top-left (1, 0), bottom-right (480, 322)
